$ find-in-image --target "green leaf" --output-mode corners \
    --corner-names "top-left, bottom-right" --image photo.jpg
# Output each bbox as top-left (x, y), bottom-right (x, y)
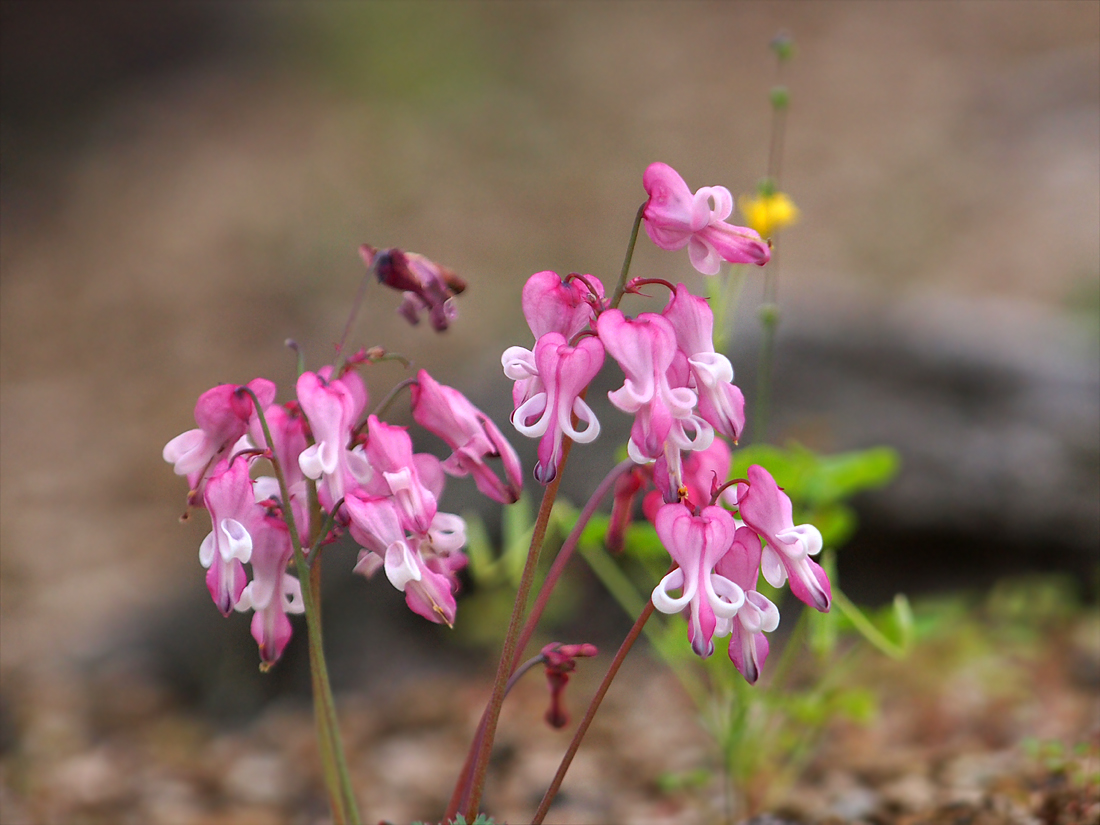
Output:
top-left (462, 510), bottom-right (496, 585)
top-left (805, 446), bottom-right (900, 507)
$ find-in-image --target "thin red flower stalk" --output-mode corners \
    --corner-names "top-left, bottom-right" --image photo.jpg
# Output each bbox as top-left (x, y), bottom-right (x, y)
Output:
top-left (445, 458), bottom-right (633, 818)
top-left (459, 439), bottom-right (572, 819)
top-left (531, 596), bottom-right (660, 824)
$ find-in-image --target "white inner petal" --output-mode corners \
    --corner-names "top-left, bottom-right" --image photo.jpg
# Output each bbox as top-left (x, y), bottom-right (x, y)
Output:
top-left (220, 518), bottom-right (253, 563)
top-left (651, 569), bottom-right (693, 614)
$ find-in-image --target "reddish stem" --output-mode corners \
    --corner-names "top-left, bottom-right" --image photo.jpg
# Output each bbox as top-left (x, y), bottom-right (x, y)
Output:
top-left (458, 442), bottom-right (571, 820)
top-left (512, 458), bottom-right (634, 669)
top-left (531, 598), bottom-right (658, 824)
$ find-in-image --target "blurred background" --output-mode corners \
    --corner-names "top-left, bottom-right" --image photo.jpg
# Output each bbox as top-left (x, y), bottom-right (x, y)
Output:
top-left (1, 2), bottom-right (1097, 823)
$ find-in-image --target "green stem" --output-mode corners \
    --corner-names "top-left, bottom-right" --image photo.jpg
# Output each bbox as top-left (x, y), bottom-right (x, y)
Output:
top-left (753, 42), bottom-right (790, 445)
top-left (246, 390), bottom-right (360, 825)
top-left (707, 266), bottom-right (746, 354)
top-left (609, 202), bottom-right (647, 310)
top-left (531, 599), bottom-right (656, 824)
top-left (332, 258), bottom-right (375, 376)
top-left (460, 441), bottom-right (572, 819)
top-left (833, 588), bottom-right (912, 659)
top-left (370, 377), bottom-right (416, 420)
top-left (753, 298), bottom-right (779, 444)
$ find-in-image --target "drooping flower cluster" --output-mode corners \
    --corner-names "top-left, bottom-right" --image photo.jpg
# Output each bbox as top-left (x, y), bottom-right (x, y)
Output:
top-left (164, 357), bottom-right (523, 666)
top-left (648, 450), bottom-right (829, 683)
top-left (500, 162), bottom-right (828, 683)
top-left (502, 272), bottom-right (747, 501)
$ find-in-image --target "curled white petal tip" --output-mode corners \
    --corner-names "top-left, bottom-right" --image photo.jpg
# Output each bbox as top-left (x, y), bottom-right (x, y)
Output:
top-left (776, 523), bottom-right (824, 558)
top-left (199, 532), bottom-right (216, 568)
top-left (384, 541), bottom-right (422, 591)
top-left (298, 444), bottom-right (325, 480)
top-left (282, 575), bottom-right (306, 615)
top-left (651, 569), bottom-right (692, 614)
top-left (220, 518), bottom-right (253, 563)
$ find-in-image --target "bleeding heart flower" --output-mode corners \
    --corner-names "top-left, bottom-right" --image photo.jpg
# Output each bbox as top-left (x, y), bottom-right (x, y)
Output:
top-left (642, 162), bottom-right (770, 275)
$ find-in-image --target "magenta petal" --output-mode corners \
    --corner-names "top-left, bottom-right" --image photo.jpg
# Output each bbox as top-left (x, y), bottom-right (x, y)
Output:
top-left (737, 465), bottom-right (831, 612)
top-left (251, 602), bottom-right (293, 666)
top-left (697, 381), bottom-right (746, 442)
top-left (641, 162), bottom-right (772, 273)
top-left (786, 555), bottom-right (832, 612)
top-left (403, 563), bottom-right (458, 627)
top-left (662, 284), bottom-right (715, 355)
top-left (642, 162), bottom-right (695, 250)
top-left (654, 504), bottom-right (739, 659)
top-left (728, 621), bottom-right (769, 685)
top-left (528, 333), bottom-right (604, 484)
top-left (206, 559), bottom-right (247, 617)
top-left (345, 494), bottom-right (404, 555)
top-left (410, 370), bottom-right (524, 503)
top-left (701, 221), bottom-right (771, 266)
top-left (521, 270), bottom-right (603, 340)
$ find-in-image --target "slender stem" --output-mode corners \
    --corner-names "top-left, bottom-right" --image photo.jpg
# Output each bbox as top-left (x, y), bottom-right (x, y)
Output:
top-left (753, 295), bottom-right (779, 444)
top-left (531, 600), bottom-right (656, 824)
top-left (447, 459), bottom-right (632, 820)
top-left (310, 497), bottom-right (345, 556)
top-left (333, 261), bottom-right (375, 376)
top-left (708, 266), bottom-right (746, 354)
top-left (609, 202), bottom-right (647, 310)
top-left (833, 588), bottom-right (910, 659)
top-left (512, 459), bottom-right (634, 669)
top-left (370, 377), bottom-right (417, 420)
top-left (285, 338), bottom-right (306, 377)
top-left (460, 441), bottom-right (572, 819)
top-left (767, 103), bottom-right (787, 185)
top-left (444, 650), bottom-right (549, 820)
top-left (754, 44), bottom-right (790, 446)
top-left (246, 390), bottom-right (360, 825)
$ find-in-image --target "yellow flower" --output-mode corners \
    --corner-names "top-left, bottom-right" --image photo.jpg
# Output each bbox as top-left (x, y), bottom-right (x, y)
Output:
top-left (738, 191), bottom-right (800, 238)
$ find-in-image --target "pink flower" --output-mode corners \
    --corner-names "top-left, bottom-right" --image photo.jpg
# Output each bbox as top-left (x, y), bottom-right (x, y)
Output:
top-left (409, 370), bottom-right (523, 504)
top-left (521, 270), bottom-right (604, 340)
top-left (651, 435), bottom-right (733, 510)
top-left (345, 494), bottom-right (466, 626)
top-left (504, 332), bottom-right (604, 484)
top-left (736, 464), bottom-right (831, 612)
top-left (199, 457), bottom-right (259, 616)
top-left (236, 510), bottom-right (304, 667)
top-left (296, 369), bottom-right (372, 510)
top-left (651, 503), bottom-right (744, 658)
top-left (163, 378), bottom-right (277, 502)
top-left (360, 415), bottom-right (441, 534)
top-left (362, 245), bottom-right (467, 332)
top-left (662, 284), bottom-right (746, 442)
top-left (715, 527), bottom-right (779, 684)
top-left (596, 309), bottom-right (712, 467)
top-left (249, 401), bottom-right (309, 489)
top-left (642, 162), bottom-right (770, 275)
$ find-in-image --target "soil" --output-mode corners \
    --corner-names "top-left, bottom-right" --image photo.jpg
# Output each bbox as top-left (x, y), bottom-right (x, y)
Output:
top-left (1, 595), bottom-right (1096, 825)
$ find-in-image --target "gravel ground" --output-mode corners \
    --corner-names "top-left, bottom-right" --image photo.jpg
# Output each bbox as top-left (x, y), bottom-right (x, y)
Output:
top-left (1, 592), bottom-right (1096, 825)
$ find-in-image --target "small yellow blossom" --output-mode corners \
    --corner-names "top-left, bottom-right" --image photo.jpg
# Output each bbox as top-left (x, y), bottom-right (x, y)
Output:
top-left (738, 191), bottom-right (800, 238)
